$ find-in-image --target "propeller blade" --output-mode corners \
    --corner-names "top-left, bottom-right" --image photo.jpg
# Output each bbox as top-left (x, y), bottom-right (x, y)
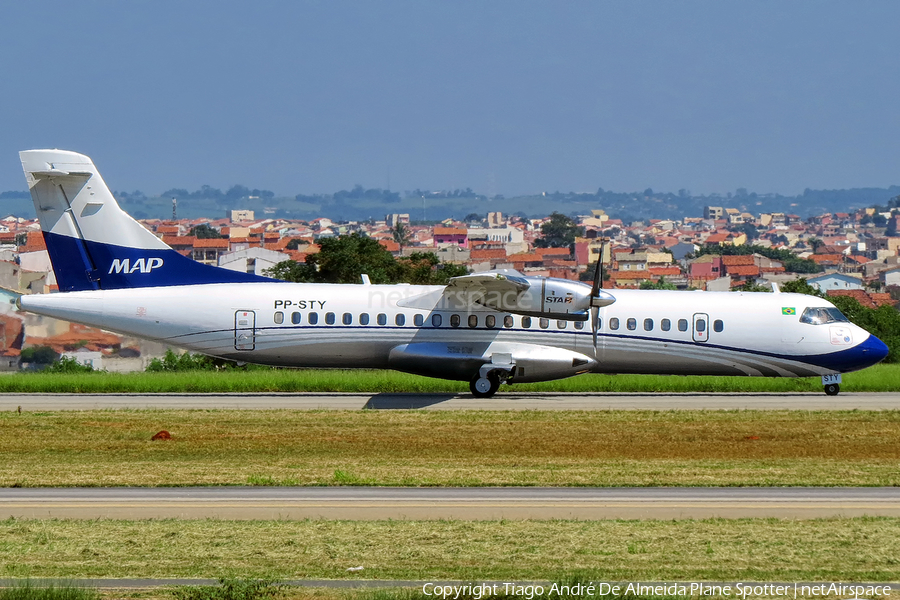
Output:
top-left (590, 256), bottom-right (602, 297)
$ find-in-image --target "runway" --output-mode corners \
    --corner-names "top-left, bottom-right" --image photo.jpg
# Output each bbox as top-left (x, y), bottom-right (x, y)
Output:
top-left (4, 487), bottom-right (900, 520)
top-left (3, 392), bottom-right (900, 411)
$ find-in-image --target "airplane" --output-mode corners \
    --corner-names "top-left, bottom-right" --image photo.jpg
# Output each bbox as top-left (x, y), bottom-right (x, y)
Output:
top-left (14, 149), bottom-right (889, 397)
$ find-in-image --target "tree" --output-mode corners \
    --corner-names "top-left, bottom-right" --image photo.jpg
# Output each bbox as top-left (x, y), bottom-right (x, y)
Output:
top-left (20, 346), bottom-right (59, 365)
top-left (267, 233), bottom-right (397, 284)
top-left (534, 212), bottom-right (582, 249)
top-left (807, 237), bottom-right (824, 252)
top-left (780, 278), bottom-right (823, 297)
top-left (737, 222), bottom-right (760, 241)
top-left (639, 277), bottom-right (677, 290)
top-left (395, 252), bottom-right (468, 285)
top-left (391, 222), bottom-right (412, 249)
top-left (694, 244), bottom-right (820, 275)
top-left (264, 235), bottom-right (468, 285)
top-left (189, 224), bottom-right (222, 239)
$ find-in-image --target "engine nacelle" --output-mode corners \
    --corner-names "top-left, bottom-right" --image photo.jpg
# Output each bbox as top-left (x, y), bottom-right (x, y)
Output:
top-left (478, 276), bottom-right (608, 321)
top-left (388, 341), bottom-right (597, 383)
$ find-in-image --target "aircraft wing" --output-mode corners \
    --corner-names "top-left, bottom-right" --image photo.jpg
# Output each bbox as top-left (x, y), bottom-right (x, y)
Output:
top-left (445, 270), bottom-right (530, 299)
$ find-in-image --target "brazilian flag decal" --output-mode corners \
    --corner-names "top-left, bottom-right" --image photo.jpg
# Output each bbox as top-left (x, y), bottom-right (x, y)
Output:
top-left (782, 307), bottom-right (796, 315)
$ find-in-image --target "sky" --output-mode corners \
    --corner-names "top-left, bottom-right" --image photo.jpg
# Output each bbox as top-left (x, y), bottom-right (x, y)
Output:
top-left (1, 1), bottom-right (898, 198)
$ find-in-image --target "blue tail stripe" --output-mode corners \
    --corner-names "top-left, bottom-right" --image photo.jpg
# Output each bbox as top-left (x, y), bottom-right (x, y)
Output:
top-left (44, 231), bottom-right (273, 291)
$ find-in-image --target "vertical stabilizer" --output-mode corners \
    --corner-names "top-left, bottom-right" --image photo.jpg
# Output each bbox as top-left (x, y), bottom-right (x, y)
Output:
top-left (20, 150), bottom-right (271, 291)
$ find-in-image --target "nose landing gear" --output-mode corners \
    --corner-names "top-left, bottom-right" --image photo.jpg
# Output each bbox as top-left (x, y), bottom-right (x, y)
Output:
top-left (822, 374), bottom-right (842, 396)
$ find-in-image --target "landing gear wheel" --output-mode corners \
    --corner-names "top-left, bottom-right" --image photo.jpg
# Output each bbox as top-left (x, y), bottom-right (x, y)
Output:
top-left (470, 373), bottom-right (501, 398)
top-left (824, 383), bottom-right (840, 396)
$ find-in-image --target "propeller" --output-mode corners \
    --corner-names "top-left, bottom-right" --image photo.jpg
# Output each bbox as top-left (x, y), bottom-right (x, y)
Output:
top-left (589, 239), bottom-right (616, 354)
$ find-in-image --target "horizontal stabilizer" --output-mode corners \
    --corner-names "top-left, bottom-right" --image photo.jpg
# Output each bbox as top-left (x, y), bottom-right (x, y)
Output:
top-left (20, 149), bottom-right (272, 291)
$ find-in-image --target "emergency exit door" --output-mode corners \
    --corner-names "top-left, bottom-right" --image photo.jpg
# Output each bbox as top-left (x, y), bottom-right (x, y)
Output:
top-left (234, 310), bottom-right (256, 351)
top-left (692, 313), bottom-right (709, 343)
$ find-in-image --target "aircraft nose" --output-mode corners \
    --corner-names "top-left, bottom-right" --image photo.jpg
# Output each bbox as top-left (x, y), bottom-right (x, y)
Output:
top-left (857, 334), bottom-right (890, 368)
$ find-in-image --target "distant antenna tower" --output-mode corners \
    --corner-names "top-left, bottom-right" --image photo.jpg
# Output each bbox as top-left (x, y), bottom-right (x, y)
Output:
top-left (172, 197), bottom-right (177, 220)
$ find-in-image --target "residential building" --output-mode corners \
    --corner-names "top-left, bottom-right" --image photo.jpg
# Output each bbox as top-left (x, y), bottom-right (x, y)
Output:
top-left (807, 272), bottom-right (864, 292)
top-left (218, 247), bottom-right (288, 276)
top-left (230, 210), bottom-right (255, 222)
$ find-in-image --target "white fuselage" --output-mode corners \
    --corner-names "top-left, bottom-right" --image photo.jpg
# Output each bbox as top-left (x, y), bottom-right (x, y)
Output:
top-left (19, 283), bottom-right (882, 382)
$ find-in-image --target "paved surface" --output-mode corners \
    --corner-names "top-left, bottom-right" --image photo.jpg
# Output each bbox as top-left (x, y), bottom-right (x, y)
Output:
top-left (4, 487), bottom-right (900, 520)
top-left (3, 392), bottom-right (900, 411)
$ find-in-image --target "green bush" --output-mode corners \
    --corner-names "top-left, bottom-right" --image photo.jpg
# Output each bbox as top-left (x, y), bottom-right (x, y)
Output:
top-left (43, 356), bottom-right (94, 374)
top-left (146, 349), bottom-right (220, 372)
top-left (171, 578), bottom-right (283, 600)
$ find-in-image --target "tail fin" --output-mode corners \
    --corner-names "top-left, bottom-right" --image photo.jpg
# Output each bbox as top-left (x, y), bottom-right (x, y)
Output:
top-left (20, 149), bottom-right (271, 291)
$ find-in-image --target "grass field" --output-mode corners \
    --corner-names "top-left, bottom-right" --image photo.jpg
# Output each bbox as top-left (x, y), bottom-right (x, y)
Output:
top-left (2, 517), bottom-right (898, 581)
top-left (0, 363), bottom-right (899, 394)
top-left (2, 409), bottom-right (899, 487)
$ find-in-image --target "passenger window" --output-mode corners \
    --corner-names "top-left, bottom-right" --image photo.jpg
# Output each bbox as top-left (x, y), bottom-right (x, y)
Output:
top-left (360, 313), bottom-right (370, 326)
top-left (678, 319), bottom-right (688, 332)
top-left (432, 314), bottom-right (442, 327)
top-left (504, 315), bottom-right (514, 328)
top-left (414, 314), bottom-right (424, 327)
top-left (609, 317), bottom-right (619, 330)
top-left (396, 314), bottom-right (406, 326)
top-left (342, 313), bottom-right (352, 325)
top-left (291, 312), bottom-right (301, 325)
top-left (325, 312), bottom-right (335, 325)
top-left (274, 311), bottom-right (284, 324)
top-left (644, 318), bottom-right (653, 331)
top-left (468, 315), bottom-right (478, 328)
top-left (539, 318), bottom-right (549, 329)
top-left (377, 313), bottom-right (387, 326)
top-left (557, 320), bottom-right (567, 329)
top-left (661, 318), bottom-right (671, 331)
top-left (308, 312), bottom-right (319, 325)
top-left (486, 315), bottom-right (496, 328)
top-left (696, 319), bottom-right (706, 332)
top-left (522, 316), bottom-right (532, 328)
top-left (626, 318), bottom-right (637, 331)
top-left (450, 314), bottom-right (460, 328)
top-left (714, 319), bottom-right (724, 333)
top-left (574, 321), bottom-right (584, 330)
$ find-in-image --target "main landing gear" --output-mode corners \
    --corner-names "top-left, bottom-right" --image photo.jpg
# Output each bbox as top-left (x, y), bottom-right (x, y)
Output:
top-left (824, 383), bottom-right (840, 396)
top-left (470, 354), bottom-right (516, 398)
top-left (470, 372), bottom-right (501, 398)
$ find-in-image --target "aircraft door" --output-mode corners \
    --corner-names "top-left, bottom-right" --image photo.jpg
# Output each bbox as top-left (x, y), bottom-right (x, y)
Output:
top-left (234, 310), bottom-right (256, 351)
top-left (692, 313), bottom-right (709, 343)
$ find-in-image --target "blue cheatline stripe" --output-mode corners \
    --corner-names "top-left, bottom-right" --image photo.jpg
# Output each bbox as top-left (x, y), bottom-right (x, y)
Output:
top-left (43, 232), bottom-right (274, 291)
top-left (165, 323), bottom-right (888, 373)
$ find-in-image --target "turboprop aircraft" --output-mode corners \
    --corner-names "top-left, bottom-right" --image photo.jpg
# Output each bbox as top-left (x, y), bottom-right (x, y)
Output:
top-left (15, 149), bottom-right (889, 397)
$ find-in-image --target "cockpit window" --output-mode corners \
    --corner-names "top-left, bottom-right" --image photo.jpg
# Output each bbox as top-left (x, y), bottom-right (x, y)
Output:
top-left (799, 307), bottom-right (849, 325)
